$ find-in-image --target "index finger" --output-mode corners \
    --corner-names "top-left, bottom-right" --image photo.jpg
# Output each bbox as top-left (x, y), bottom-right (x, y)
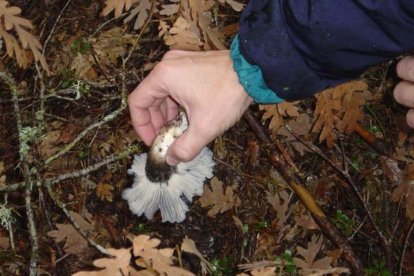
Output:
top-left (128, 88), bottom-right (157, 146)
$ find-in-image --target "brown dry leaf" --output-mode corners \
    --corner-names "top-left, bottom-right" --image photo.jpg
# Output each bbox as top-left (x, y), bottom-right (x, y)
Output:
top-left (101, 0), bottom-right (137, 18)
top-left (389, 161), bottom-right (414, 220)
top-left (0, 0), bottom-right (49, 73)
top-left (267, 190), bottom-right (291, 230)
top-left (181, 236), bottom-right (212, 272)
top-left (71, 52), bottom-right (93, 78)
top-left (73, 248), bottom-right (132, 276)
top-left (0, 236), bottom-right (10, 250)
top-left (260, 101), bottom-right (301, 135)
top-left (164, 16), bottom-right (203, 50)
top-left (218, 0), bottom-right (244, 11)
top-left (294, 235), bottom-right (332, 275)
top-left (279, 113), bottom-right (313, 155)
top-left (38, 130), bottom-right (61, 158)
top-left (124, 0), bottom-right (152, 31)
top-left (312, 80), bottom-right (369, 148)
top-left (199, 177), bottom-right (241, 217)
top-left (250, 267), bottom-right (277, 276)
top-left (133, 235), bottom-right (194, 275)
top-left (47, 211), bottom-right (95, 254)
top-left (160, 3), bottom-right (180, 15)
top-left (96, 183), bottom-right (114, 202)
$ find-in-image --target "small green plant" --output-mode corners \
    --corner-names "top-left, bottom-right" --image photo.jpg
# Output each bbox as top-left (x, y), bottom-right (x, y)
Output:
top-left (363, 259), bottom-right (392, 276)
top-left (253, 220), bottom-right (269, 232)
top-left (333, 210), bottom-right (355, 236)
top-left (211, 256), bottom-right (235, 276)
top-left (275, 249), bottom-right (297, 275)
top-left (70, 37), bottom-right (91, 54)
top-left (60, 69), bottom-right (76, 89)
top-left (132, 223), bottom-right (147, 234)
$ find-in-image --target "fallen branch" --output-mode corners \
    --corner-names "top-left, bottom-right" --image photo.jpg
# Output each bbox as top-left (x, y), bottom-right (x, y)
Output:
top-left (285, 124), bottom-right (393, 271)
top-left (1, 71), bottom-right (40, 276)
top-left (0, 145), bottom-right (140, 193)
top-left (46, 184), bottom-right (109, 255)
top-left (243, 109), bottom-right (363, 274)
top-left (399, 220), bottom-right (414, 276)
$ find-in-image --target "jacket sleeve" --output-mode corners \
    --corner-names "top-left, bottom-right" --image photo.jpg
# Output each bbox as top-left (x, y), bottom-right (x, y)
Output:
top-left (236, 0), bottom-right (414, 102)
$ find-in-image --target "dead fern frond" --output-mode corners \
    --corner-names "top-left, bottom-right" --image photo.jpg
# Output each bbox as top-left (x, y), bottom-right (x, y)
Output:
top-left (0, 0), bottom-right (49, 73)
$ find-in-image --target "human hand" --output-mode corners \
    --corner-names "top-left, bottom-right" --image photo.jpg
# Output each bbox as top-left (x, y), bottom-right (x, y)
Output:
top-left (394, 56), bottom-right (414, 127)
top-left (128, 50), bottom-right (253, 165)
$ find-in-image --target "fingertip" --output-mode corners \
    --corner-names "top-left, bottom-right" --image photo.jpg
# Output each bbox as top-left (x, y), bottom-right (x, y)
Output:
top-left (407, 109), bottom-right (414, 129)
top-left (397, 56), bottom-right (414, 81)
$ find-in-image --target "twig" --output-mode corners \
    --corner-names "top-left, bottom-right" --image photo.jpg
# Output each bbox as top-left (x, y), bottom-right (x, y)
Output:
top-left (42, 0), bottom-right (73, 54)
top-left (1, 71), bottom-right (39, 276)
top-left (124, 0), bottom-right (157, 64)
top-left (43, 88), bottom-right (127, 166)
top-left (0, 145), bottom-right (140, 193)
top-left (243, 109), bottom-right (363, 274)
top-left (399, 220), bottom-right (414, 276)
top-left (45, 184), bottom-right (109, 255)
top-left (285, 124), bottom-right (393, 271)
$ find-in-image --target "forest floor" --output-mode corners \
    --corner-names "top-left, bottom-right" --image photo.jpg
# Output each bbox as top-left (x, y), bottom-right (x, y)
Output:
top-left (0, 0), bottom-right (413, 275)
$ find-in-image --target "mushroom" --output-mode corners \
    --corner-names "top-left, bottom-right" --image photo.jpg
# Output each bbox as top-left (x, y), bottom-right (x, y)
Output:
top-left (123, 112), bottom-right (215, 223)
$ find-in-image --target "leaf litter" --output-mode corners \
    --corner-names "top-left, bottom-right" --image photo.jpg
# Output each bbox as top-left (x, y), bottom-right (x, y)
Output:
top-left (0, 0), bottom-right (413, 275)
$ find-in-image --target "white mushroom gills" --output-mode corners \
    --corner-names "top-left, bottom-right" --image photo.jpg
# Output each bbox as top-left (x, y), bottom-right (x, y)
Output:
top-left (123, 112), bottom-right (215, 223)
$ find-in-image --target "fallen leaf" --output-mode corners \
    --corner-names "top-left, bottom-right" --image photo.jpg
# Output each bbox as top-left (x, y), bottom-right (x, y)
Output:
top-left (96, 183), bottom-right (114, 202)
top-left (267, 190), bottom-right (291, 230)
top-left (390, 162), bottom-right (414, 220)
top-left (123, 0), bottom-right (151, 31)
top-left (133, 235), bottom-right (194, 275)
top-left (260, 101), bottom-right (301, 137)
top-left (73, 248), bottom-right (132, 276)
top-left (38, 130), bottom-right (61, 158)
top-left (181, 236), bottom-right (211, 271)
top-left (199, 177), bottom-right (241, 217)
top-left (313, 80), bottom-right (370, 148)
top-left (0, 236), bottom-right (10, 249)
top-left (159, 3), bottom-right (179, 15)
top-left (47, 211), bottom-right (95, 254)
top-left (294, 235), bottom-right (332, 275)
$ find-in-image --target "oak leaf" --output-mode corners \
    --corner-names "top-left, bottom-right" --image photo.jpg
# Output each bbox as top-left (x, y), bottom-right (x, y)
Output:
top-left (199, 177), bottom-right (241, 217)
top-left (294, 235), bottom-right (332, 275)
top-left (385, 160), bottom-right (414, 220)
top-left (101, 0), bottom-right (137, 18)
top-left (73, 248), bottom-right (132, 276)
top-left (267, 190), bottom-right (291, 230)
top-left (96, 183), bottom-right (114, 202)
top-left (312, 80), bottom-right (370, 148)
top-left (181, 236), bottom-right (212, 272)
top-left (47, 211), bottom-right (95, 254)
top-left (260, 101), bottom-right (301, 135)
top-left (0, 0), bottom-right (49, 73)
top-left (124, 0), bottom-right (152, 31)
top-left (218, 0), bottom-right (245, 12)
top-left (133, 235), bottom-right (194, 275)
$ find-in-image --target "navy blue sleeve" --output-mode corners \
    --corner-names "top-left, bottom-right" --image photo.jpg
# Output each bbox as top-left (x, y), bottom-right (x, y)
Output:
top-left (238, 0), bottom-right (414, 100)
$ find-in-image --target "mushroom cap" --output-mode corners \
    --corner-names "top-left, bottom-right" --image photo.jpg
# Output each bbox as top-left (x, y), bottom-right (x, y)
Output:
top-left (123, 147), bottom-right (215, 223)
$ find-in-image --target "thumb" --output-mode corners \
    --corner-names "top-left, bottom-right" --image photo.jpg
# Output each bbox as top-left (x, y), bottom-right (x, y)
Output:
top-left (166, 126), bottom-right (211, 166)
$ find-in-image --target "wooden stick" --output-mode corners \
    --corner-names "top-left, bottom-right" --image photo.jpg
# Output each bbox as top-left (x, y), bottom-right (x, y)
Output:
top-left (243, 109), bottom-right (363, 274)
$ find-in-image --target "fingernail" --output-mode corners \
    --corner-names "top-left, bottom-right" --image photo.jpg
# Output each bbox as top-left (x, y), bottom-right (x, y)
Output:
top-left (166, 155), bottom-right (179, 166)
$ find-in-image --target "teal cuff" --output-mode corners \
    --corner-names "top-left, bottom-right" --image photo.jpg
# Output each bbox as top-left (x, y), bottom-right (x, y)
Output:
top-left (230, 35), bottom-right (284, 104)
